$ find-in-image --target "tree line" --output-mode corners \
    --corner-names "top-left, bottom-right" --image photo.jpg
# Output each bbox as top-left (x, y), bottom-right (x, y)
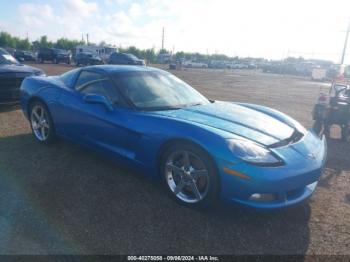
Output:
top-left (0, 31), bottom-right (247, 63)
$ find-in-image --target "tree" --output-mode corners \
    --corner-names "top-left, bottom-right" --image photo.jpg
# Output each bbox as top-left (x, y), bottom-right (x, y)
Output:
top-left (144, 48), bottom-right (156, 63)
top-left (38, 35), bottom-right (53, 49)
top-left (54, 38), bottom-right (84, 50)
top-left (158, 48), bottom-right (169, 54)
top-left (0, 31), bottom-right (15, 48)
top-left (0, 30), bottom-right (269, 63)
top-left (16, 38), bottom-right (31, 50)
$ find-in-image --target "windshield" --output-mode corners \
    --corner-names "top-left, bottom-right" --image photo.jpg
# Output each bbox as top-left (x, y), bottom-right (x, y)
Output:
top-left (113, 71), bottom-right (209, 110)
top-left (126, 53), bottom-right (138, 60)
top-left (0, 53), bottom-right (19, 65)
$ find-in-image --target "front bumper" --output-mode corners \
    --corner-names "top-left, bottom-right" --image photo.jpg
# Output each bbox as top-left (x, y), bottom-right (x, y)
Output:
top-left (218, 132), bottom-right (327, 209)
top-left (232, 181), bottom-right (318, 208)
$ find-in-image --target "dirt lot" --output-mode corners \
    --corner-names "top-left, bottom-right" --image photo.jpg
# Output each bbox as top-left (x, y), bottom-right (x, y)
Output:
top-left (0, 63), bottom-right (349, 255)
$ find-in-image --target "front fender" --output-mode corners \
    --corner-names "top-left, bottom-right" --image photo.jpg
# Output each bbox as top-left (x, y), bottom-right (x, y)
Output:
top-left (127, 112), bottom-right (238, 177)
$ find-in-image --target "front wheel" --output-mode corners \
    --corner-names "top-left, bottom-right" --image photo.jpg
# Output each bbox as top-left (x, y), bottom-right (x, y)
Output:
top-left (29, 101), bottom-right (56, 144)
top-left (160, 142), bottom-right (219, 208)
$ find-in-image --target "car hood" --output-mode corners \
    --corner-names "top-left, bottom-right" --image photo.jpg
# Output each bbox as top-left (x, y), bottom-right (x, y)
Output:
top-left (152, 101), bottom-right (296, 146)
top-left (0, 64), bottom-right (40, 74)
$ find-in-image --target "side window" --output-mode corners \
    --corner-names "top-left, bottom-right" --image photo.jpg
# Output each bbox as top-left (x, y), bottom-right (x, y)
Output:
top-left (75, 71), bottom-right (103, 90)
top-left (79, 79), bottom-right (120, 105)
top-left (120, 55), bottom-right (128, 62)
top-left (80, 81), bottom-right (105, 96)
top-left (113, 54), bottom-right (125, 63)
top-left (112, 54), bottom-right (120, 62)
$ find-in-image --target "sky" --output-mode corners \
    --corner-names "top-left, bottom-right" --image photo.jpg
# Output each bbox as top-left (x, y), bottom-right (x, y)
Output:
top-left (1, 0), bottom-right (350, 62)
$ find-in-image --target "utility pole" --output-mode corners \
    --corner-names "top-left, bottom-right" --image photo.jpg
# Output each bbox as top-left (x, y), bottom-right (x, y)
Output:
top-left (340, 22), bottom-right (350, 65)
top-left (161, 27), bottom-right (164, 50)
top-left (86, 33), bottom-right (89, 45)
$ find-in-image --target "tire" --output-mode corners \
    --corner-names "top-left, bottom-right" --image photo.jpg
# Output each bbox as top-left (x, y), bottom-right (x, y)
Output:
top-left (29, 101), bottom-right (57, 144)
top-left (312, 120), bottom-right (323, 136)
top-left (160, 142), bottom-right (219, 208)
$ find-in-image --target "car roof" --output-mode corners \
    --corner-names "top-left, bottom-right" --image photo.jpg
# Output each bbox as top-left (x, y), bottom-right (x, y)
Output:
top-left (83, 65), bottom-right (161, 74)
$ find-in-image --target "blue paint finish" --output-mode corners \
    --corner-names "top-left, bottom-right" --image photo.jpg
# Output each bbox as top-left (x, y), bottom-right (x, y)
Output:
top-left (20, 65), bottom-right (327, 209)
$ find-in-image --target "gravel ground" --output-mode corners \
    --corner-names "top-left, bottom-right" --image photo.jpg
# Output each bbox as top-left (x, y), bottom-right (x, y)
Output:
top-left (0, 63), bottom-right (349, 255)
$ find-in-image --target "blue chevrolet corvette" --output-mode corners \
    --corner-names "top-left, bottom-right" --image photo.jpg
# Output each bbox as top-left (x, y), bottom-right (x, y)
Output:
top-left (20, 65), bottom-right (327, 208)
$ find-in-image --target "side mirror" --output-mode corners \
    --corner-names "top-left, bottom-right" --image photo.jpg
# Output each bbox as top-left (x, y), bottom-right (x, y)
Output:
top-left (83, 94), bottom-right (114, 111)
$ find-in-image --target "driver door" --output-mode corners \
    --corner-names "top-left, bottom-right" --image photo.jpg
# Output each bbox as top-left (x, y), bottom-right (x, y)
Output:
top-left (59, 70), bottom-right (134, 158)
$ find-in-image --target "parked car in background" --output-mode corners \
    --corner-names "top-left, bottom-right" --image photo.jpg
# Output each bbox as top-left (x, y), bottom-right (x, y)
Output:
top-left (37, 48), bottom-right (72, 64)
top-left (0, 48), bottom-right (45, 105)
top-left (183, 60), bottom-right (208, 68)
top-left (14, 50), bottom-right (37, 62)
top-left (75, 53), bottom-right (103, 66)
top-left (108, 52), bottom-right (145, 65)
top-left (230, 63), bottom-right (249, 69)
top-left (209, 60), bottom-right (229, 69)
top-left (247, 63), bottom-right (258, 69)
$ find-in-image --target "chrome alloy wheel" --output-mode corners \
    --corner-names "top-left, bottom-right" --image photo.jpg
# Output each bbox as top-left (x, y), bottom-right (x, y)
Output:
top-left (31, 104), bottom-right (50, 141)
top-left (165, 150), bottom-right (210, 203)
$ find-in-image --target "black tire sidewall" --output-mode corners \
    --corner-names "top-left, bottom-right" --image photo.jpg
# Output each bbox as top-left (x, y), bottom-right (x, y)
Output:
top-left (29, 101), bottom-right (56, 144)
top-left (160, 142), bottom-right (220, 208)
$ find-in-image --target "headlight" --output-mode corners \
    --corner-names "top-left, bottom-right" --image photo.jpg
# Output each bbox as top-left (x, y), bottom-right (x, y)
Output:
top-left (227, 139), bottom-right (283, 166)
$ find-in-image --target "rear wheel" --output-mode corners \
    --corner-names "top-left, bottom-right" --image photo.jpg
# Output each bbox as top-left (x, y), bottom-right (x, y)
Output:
top-left (29, 101), bottom-right (56, 144)
top-left (160, 142), bottom-right (219, 208)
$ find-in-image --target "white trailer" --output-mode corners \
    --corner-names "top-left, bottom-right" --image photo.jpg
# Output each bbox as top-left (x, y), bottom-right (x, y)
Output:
top-left (311, 68), bottom-right (327, 81)
top-left (76, 45), bottom-right (117, 61)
